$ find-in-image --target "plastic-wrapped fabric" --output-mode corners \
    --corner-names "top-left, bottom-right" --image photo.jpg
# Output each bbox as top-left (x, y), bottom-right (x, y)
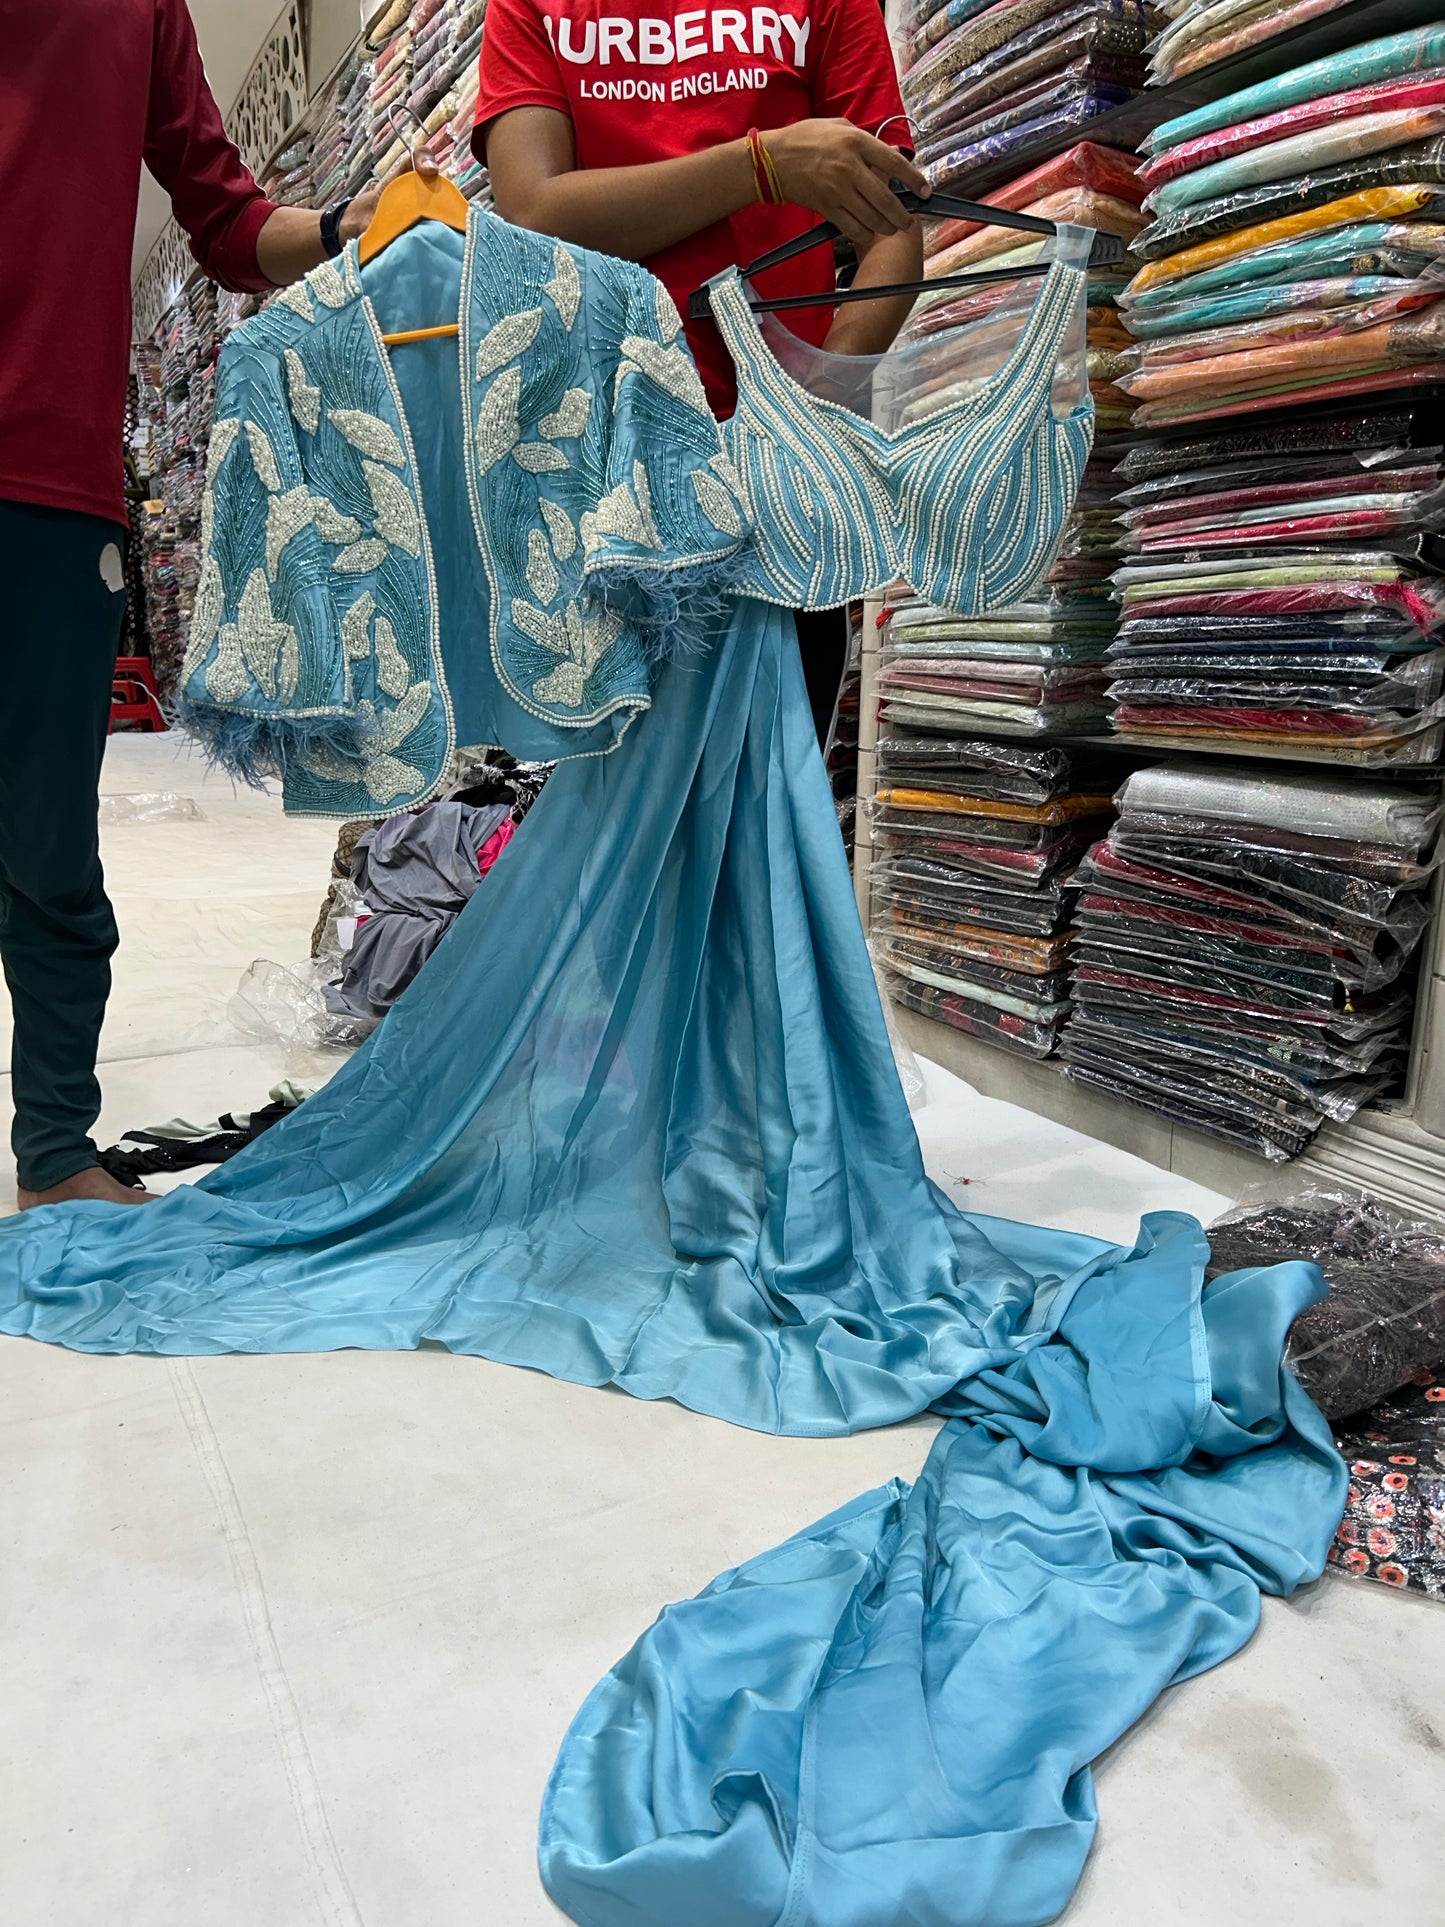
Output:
top-left (925, 142), bottom-right (1142, 258)
top-left (1120, 295), bottom-right (1445, 371)
top-left (1145, 24), bottom-right (1445, 155)
top-left (907, 3), bottom-right (1150, 124)
top-left (878, 909), bottom-right (1075, 975)
top-left (1117, 452), bottom-right (1445, 507)
top-left (1125, 271), bottom-right (1445, 338)
top-left (888, 973), bottom-right (1066, 1054)
top-left (904, 0), bottom-right (1011, 63)
top-left (1114, 409), bottom-right (1445, 480)
top-left (928, 94), bottom-right (1144, 189)
top-left (1111, 763), bottom-right (1442, 845)
top-left (1121, 221), bottom-right (1445, 313)
top-left (918, 74), bottom-right (1138, 174)
top-left (873, 734), bottom-right (1083, 801)
top-left (882, 940), bottom-right (1074, 1020)
top-left (1129, 357), bottom-right (1445, 426)
top-left (1135, 150), bottom-right (1445, 261)
top-left (1148, 0), bottom-right (1353, 88)
top-left (1126, 185), bottom-right (1443, 296)
top-left (1110, 667), bottom-right (1445, 712)
top-left (1119, 465), bottom-right (1445, 522)
top-left (904, 0), bottom-right (1137, 99)
top-left (875, 785), bottom-right (1112, 821)
top-left (1205, 1194), bottom-right (1445, 1419)
top-left (875, 867), bottom-right (1077, 936)
top-left (929, 190), bottom-right (1146, 277)
top-left (1146, 106), bottom-right (1445, 218)
top-left (1118, 582), bottom-right (1445, 633)
top-left (880, 696), bottom-right (1109, 735)
top-left (1142, 73), bottom-right (1445, 200)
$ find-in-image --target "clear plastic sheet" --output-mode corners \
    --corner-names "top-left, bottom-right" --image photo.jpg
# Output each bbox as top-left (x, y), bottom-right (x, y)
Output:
top-left (1205, 1191), bottom-right (1445, 1418)
top-left (98, 791), bottom-right (205, 826)
top-left (756, 224), bottom-right (1091, 429)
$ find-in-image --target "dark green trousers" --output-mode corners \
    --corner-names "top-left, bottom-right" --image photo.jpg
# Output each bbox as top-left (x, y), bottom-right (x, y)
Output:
top-left (0, 499), bottom-right (127, 1191)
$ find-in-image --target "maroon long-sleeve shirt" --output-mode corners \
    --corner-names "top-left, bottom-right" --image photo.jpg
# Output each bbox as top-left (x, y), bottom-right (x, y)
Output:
top-left (0, 0), bottom-right (280, 527)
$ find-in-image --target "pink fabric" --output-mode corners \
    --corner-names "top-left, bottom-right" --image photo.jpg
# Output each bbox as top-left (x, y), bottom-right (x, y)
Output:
top-left (479, 819), bottom-right (516, 877)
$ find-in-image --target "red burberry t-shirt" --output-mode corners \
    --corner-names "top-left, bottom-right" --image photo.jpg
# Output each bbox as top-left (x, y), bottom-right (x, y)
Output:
top-left (475, 0), bottom-right (908, 415)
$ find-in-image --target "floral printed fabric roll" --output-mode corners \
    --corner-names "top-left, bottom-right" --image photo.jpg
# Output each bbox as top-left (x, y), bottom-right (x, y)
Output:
top-left (1333, 1371), bottom-right (1445, 1601)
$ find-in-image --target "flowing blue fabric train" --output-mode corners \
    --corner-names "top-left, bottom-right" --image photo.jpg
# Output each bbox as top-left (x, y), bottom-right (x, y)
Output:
top-left (0, 605), bottom-right (1344, 1926)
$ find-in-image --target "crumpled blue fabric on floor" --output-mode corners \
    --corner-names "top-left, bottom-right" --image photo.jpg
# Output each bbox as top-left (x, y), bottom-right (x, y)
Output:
top-left (0, 603), bottom-right (1345, 1927)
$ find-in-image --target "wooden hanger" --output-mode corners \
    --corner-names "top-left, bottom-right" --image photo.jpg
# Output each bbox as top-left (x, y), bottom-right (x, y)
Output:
top-left (360, 104), bottom-right (470, 344)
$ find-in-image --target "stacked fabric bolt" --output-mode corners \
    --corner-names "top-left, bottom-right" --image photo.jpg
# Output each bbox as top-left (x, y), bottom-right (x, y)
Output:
top-left (132, 285), bottom-right (248, 698)
top-left (1108, 27), bottom-right (1445, 763)
top-left (369, 5), bottom-right (415, 164)
top-left (1108, 398), bottom-right (1445, 763)
top-left (898, 0), bottom-right (1157, 188)
top-left (876, 588), bottom-right (1116, 737)
top-left (310, 45), bottom-right (375, 205)
top-left (261, 132), bottom-right (315, 207)
top-left (1146, 0), bottom-right (1353, 87)
top-left (409, 0), bottom-right (456, 117)
top-left (1119, 25), bottom-right (1445, 426)
top-left (1060, 764), bottom-right (1441, 1157)
top-left (871, 737), bottom-right (1119, 1056)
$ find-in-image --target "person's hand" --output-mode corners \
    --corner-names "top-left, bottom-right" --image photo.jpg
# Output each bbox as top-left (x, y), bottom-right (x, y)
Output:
top-left (339, 148), bottom-right (442, 244)
top-left (761, 121), bottom-right (929, 248)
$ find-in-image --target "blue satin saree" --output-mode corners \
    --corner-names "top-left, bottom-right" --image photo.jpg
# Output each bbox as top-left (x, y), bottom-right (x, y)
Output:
top-left (0, 213), bottom-right (1345, 1927)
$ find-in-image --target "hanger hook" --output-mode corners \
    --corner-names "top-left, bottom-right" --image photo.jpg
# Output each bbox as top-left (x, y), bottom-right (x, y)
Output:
top-left (387, 100), bottom-right (429, 162)
top-left (874, 113), bottom-right (920, 150)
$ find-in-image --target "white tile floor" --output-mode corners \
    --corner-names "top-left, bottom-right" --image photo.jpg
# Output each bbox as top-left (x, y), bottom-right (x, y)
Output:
top-left (2, 735), bottom-right (1442, 1926)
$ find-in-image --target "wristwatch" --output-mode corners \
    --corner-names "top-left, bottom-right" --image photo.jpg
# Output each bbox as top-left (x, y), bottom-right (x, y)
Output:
top-left (319, 197), bottom-right (354, 259)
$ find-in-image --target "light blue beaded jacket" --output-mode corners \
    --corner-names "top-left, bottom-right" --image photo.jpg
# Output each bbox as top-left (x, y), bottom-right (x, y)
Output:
top-left (178, 215), bottom-right (753, 817)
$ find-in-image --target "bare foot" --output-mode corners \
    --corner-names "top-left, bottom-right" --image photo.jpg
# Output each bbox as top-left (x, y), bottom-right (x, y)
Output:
top-left (17, 1167), bottom-right (156, 1211)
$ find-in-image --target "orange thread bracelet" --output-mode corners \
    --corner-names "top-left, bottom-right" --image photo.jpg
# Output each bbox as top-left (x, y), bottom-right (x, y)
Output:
top-left (747, 128), bottom-right (783, 205)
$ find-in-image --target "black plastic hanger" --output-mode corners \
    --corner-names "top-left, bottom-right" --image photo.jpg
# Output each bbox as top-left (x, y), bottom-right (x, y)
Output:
top-left (687, 186), bottom-right (1124, 320)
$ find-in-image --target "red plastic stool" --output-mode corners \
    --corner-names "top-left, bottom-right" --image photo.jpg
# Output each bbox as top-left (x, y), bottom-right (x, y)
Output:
top-left (110, 655), bottom-right (167, 733)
